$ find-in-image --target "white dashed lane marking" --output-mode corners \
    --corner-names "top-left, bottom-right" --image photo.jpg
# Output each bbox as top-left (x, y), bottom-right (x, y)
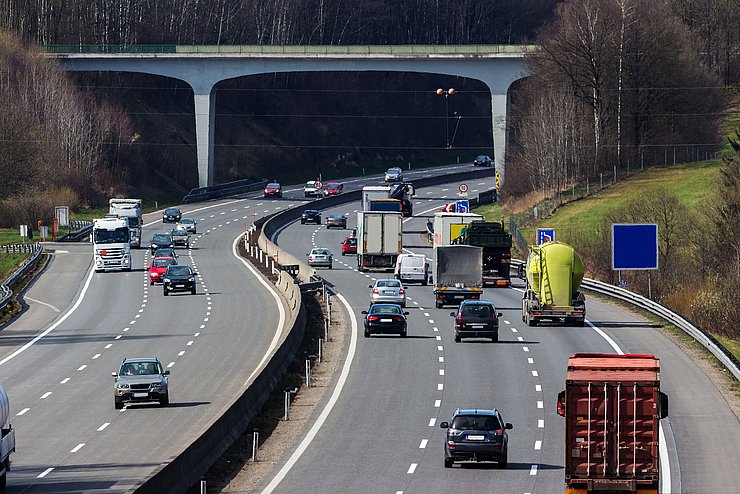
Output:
top-left (70, 443), bottom-right (85, 453)
top-left (429, 418), bottom-right (436, 426)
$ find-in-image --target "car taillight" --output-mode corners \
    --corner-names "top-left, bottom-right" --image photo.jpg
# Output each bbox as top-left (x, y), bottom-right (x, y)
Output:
top-left (367, 315), bottom-right (379, 322)
top-left (399, 288), bottom-right (405, 294)
top-left (372, 288), bottom-right (379, 294)
top-left (494, 429), bottom-right (503, 436)
top-left (456, 313), bottom-right (462, 324)
top-left (309, 256), bottom-right (313, 261)
top-left (394, 316), bottom-right (404, 322)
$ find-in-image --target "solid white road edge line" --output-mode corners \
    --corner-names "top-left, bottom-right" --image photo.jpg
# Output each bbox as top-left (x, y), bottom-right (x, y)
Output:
top-left (0, 266), bottom-right (95, 366)
top-left (587, 319), bottom-right (671, 494)
top-left (261, 291), bottom-right (358, 494)
top-left (231, 234), bottom-right (286, 388)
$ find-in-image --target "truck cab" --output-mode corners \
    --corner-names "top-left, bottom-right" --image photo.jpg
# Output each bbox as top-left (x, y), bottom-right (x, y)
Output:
top-left (92, 217), bottom-right (131, 272)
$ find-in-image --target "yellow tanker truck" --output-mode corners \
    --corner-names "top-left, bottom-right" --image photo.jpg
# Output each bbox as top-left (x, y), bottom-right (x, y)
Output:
top-left (521, 241), bottom-right (586, 327)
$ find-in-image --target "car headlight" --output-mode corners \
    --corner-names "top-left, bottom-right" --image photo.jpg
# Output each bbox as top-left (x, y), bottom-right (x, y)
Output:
top-left (151, 382), bottom-right (165, 390)
top-left (163, 278), bottom-right (171, 283)
top-left (152, 243), bottom-right (159, 248)
top-left (117, 383), bottom-right (130, 389)
top-left (188, 277), bottom-right (195, 282)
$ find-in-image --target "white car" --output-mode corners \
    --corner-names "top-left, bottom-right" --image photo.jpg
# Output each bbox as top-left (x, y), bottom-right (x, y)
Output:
top-left (177, 218), bottom-right (197, 234)
top-left (395, 253), bottom-right (429, 285)
top-left (307, 248), bottom-right (333, 268)
top-left (304, 181), bottom-right (323, 198)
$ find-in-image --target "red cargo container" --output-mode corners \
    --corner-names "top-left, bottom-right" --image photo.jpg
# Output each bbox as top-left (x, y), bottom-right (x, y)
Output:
top-left (557, 353), bottom-right (668, 494)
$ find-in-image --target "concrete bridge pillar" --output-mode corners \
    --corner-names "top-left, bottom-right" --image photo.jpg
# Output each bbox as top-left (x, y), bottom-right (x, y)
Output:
top-left (193, 84), bottom-right (216, 188)
top-left (490, 92), bottom-right (508, 185)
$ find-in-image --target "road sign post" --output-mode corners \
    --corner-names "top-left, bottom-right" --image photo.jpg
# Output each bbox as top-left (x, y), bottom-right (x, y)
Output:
top-left (458, 183), bottom-right (469, 198)
top-left (536, 228), bottom-right (555, 245)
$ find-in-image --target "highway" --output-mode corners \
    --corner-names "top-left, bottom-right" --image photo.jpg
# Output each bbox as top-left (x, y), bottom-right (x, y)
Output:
top-left (261, 177), bottom-right (740, 493)
top-left (0, 164), bottom-right (475, 492)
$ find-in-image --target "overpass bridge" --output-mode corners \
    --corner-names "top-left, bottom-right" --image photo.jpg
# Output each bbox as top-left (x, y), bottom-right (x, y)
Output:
top-left (48, 45), bottom-right (535, 188)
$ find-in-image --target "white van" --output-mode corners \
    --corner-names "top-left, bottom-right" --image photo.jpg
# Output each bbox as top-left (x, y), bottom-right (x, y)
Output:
top-left (395, 253), bottom-right (429, 285)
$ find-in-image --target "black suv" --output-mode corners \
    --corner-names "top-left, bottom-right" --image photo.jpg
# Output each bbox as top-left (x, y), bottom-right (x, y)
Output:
top-left (162, 207), bottom-right (182, 223)
top-left (440, 409), bottom-right (512, 468)
top-left (301, 209), bottom-right (322, 225)
top-left (451, 300), bottom-right (502, 342)
top-left (150, 233), bottom-right (175, 254)
top-left (163, 265), bottom-right (197, 295)
top-left (473, 155), bottom-right (493, 167)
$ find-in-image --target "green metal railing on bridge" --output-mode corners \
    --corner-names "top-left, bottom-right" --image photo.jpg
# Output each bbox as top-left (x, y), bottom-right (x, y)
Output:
top-left (46, 44), bottom-right (538, 56)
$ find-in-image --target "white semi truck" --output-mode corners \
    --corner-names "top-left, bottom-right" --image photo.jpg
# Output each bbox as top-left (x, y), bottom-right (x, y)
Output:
top-left (357, 211), bottom-right (403, 271)
top-left (92, 217), bottom-right (131, 272)
top-left (109, 198), bottom-right (143, 248)
top-left (1, 384), bottom-right (16, 489)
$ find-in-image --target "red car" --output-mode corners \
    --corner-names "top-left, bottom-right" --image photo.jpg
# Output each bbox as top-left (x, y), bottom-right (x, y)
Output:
top-left (323, 182), bottom-right (344, 196)
top-left (147, 256), bottom-right (178, 285)
top-left (341, 236), bottom-right (357, 255)
top-left (264, 182), bottom-right (283, 198)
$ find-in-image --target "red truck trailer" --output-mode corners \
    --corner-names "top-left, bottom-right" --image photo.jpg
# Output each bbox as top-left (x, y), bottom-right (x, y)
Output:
top-left (557, 353), bottom-right (668, 494)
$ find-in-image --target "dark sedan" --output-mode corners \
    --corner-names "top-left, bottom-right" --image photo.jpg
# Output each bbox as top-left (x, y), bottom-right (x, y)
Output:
top-left (150, 233), bottom-right (174, 254)
top-left (162, 265), bottom-right (197, 295)
top-left (326, 214), bottom-right (347, 229)
top-left (362, 303), bottom-right (409, 337)
top-left (440, 408), bottom-right (512, 468)
top-left (162, 207), bottom-right (182, 223)
top-left (473, 155), bottom-right (493, 167)
top-left (301, 209), bottom-right (322, 225)
top-left (451, 300), bottom-right (502, 342)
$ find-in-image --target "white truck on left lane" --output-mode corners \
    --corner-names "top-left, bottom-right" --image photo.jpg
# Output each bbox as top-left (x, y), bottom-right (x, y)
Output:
top-left (1, 384), bottom-right (16, 489)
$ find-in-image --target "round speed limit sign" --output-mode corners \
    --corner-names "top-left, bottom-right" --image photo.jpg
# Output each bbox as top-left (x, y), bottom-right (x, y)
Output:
top-left (459, 183), bottom-right (469, 194)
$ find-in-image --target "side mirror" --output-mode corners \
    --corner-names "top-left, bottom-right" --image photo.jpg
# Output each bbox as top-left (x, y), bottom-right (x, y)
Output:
top-left (111, 372), bottom-right (118, 377)
top-left (361, 311), bottom-right (368, 315)
top-left (164, 370), bottom-right (171, 375)
top-left (145, 266), bottom-right (150, 271)
top-left (450, 312), bottom-right (456, 317)
top-left (660, 392), bottom-right (669, 419)
top-left (404, 312), bottom-right (409, 315)
top-left (505, 423), bottom-right (513, 430)
top-left (497, 312), bottom-right (503, 318)
top-left (368, 284), bottom-right (373, 288)
top-left (557, 390), bottom-right (566, 417)
top-left (305, 253), bottom-right (309, 257)
top-left (439, 422), bottom-right (449, 429)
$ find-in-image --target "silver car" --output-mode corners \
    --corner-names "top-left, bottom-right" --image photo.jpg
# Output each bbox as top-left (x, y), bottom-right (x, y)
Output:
top-left (177, 218), bottom-right (197, 234)
top-left (385, 167), bottom-right (404, 183)
top-left (308, 248), bottom-right (333, 269)
top-left (170, 227), bottom-right (190, 248)
top-left (369, 278), bottom-right (406, 307)
top-left (112, 357), bottom-right (170, 409)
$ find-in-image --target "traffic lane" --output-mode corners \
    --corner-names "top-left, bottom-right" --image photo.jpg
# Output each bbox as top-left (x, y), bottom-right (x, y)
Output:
top-left (585, 295), bottom-right (740, 493)
top-left (6, 204), bottom-right (283, 491)
top-left (0, 244), bottom-right (94, 362)
top-left (271, 213), bottom-right (446, 492)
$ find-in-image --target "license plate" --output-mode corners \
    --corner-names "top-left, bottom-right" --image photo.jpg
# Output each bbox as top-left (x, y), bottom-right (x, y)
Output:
top-left (470, 324), bottom-right (485, 328)
top-left (467, 435), bottom-right (485, 441)
top-left (454, 295), bottom-right (464, 299)
top-left (133, 392), bottom-right (148, 398)
top-left (380, 318), bottom-right (393, 322)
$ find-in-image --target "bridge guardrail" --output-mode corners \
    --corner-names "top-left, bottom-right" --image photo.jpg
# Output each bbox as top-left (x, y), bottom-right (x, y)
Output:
top-left (510, 260), bottom-right (740, 382)
top-left (182, 179), bottom-right (268, 204)
top-left (1, 243), bottom-right (44, 312)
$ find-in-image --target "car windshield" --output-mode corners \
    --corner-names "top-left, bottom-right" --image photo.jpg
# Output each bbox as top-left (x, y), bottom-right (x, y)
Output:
top-left (120, 361), bottom-right (161, 376)
top-left (167, 266), bottom-right (192, 276)
top-left (346, 238), bottom-right (357, 245)
top-left (376, 280), bottom-right (401, 288)
top-left (180, 218), bottom-right (194, 224)
top-left (477, 155), bottom-right (489, 160)
top-left (405, 257), bottom-right (424, 267)
top-left (327, 183), bottom-right (340, 189)
top-left (127, 217), bottom-right (141, 228)
top-left (371, 305), bottom-right (402, 315)
top-left (171, 228), bottom-right (186, 235)
top-left (165, 208), bottom-right (180, 214)
top-left (461, 304), bottom-right (493, 318)
top-left (267, 183), bottom-right (280, 188)
top-left (94, 227), bottom-right (129, 244)
top-left (152, 234), bottom-right (171, 243)
top-left (153, 258), bottom-right (176, 268)
top-left (312, 249), bottom-right (330, 255)
top-left (329, 215), bottom-right (343, 220)
top-left (304, 210), bottom-right (318, 214)
top-left (451, 415), bottom-right (501, 431)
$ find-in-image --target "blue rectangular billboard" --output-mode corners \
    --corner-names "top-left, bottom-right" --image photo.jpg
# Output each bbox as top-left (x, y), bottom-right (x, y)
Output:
top-left (612, 223), bottom-right (658, 270)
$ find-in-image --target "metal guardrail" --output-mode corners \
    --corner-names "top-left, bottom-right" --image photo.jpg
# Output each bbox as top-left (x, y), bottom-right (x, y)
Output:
top-left (510, 260), bottom-right (740, 382)
top-left (57, 221), bottom-right (93, 242)
top-left (0, 243), bottom-right (44, 312)
top-left (182, 179), bottom-right (268, 204)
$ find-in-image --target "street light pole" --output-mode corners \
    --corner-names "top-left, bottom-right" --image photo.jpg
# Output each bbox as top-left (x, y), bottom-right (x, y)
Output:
top-left (436, 88), bottom-right (456, 149)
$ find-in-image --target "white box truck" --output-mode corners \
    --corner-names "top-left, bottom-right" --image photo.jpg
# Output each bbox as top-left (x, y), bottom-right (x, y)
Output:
top-left (1, 384), bottom-right (15, 489)
top-left (92, 217), bottom-right (131, 272)
top-left (357, 211), bottom-right (403, 271)
top-left (109, 199), bottom-right (143, 248)
top-left (361, 186), bottom-right (393, 211)
top-left (432, 212), bottom-right (483, 247)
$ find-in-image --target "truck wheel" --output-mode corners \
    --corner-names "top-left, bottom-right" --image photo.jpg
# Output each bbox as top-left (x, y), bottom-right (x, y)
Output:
top-left (491, 334), bottom-right (499, 343)
top-left (191, 286), bottom-right (196, 295)
top-left (577, 318), bottom-right (586, 327)
top-left (527, 316), bottom-right (537, 327)
top-left (149, 280), bottom-right (154, 286)
top-left (114, 397), bottom-right (123, 410)
top-left (1, 469), bottom-right (6, 488)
